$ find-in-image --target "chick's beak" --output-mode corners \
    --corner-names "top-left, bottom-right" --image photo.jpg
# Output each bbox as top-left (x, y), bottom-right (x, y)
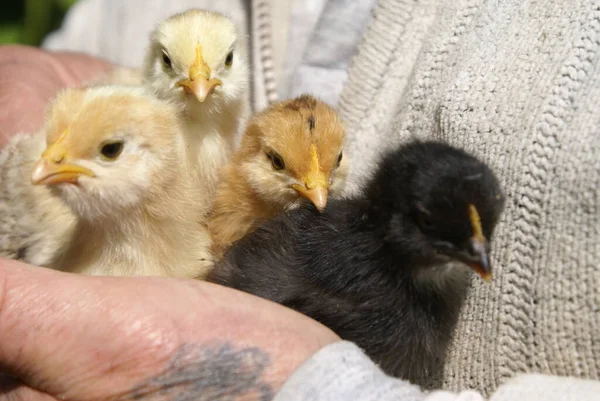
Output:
top-left (31, 135), bottom-right (95, 185)
top-left (459, 204), bottom-right (493, 281)
top-left (176, 44), bottom-right (222, 102)
top-left (291, 144), bottom-right (330, 212)
top-left (454, 237), bottom-right (492, 282)
top-left (292, 183), bottom-right (329, 212)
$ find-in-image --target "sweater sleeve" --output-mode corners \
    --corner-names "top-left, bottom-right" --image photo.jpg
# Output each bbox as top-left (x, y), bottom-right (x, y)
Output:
top-left (273, 341), bottom-right (485, 401)
top-left (275, 341), bottom-right (600, 401)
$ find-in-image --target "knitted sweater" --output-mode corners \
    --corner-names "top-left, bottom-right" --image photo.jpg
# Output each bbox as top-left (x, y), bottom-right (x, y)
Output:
top-left (43, 0), bottom-right (600, 397)
top-left (338, 0), bottom-right (600, 393)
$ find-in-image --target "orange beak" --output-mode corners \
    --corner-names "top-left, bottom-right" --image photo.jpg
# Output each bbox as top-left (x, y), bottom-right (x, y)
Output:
top-left (176, 44), bottom-right (222, 102)
top-left (292, 184), bottom-right (329, 212)
top-left (31, 130), bottom-right (95, 185)
top-left (292, 144), bottom-right (330, 212)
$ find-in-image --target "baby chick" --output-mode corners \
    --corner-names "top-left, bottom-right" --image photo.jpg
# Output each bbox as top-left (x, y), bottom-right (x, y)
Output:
top-left (0, 131), bottom-right (76, 266)
top-left (144, 9), bottom-right (250, 196)
top-left (207, 94), bottom-right (348, 258)
top-left (30, 85), bottom-right (212, 278)
top-left (209, 141), bottom-right (505, 384)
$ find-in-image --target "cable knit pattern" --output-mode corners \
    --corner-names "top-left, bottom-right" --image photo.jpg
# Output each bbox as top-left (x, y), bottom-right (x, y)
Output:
top-left (339, 0), bottom-right (600, 395)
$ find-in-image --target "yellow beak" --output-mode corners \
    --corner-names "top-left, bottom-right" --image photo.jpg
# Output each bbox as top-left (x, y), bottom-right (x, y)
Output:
top-left (291, 144), bottom-right (330, 212)
top-left (292, 183), bottom-right (329, 211)
top-left (31, 132), bottom-right (95, 185)
top-left (176, 44), bottom-right (222, 102)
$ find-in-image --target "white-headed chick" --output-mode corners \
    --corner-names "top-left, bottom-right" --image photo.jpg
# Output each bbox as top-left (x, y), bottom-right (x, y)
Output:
top-left (30, 85), bottom-right (213, 278)
top-left (207, 94), bottom-right (348, 259)
top-left (143, 9), bottom-right (250, 197)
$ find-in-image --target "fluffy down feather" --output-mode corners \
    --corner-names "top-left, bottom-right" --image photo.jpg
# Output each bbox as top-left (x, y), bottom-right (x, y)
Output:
top-left (0, 131), bottom-right (75, 266)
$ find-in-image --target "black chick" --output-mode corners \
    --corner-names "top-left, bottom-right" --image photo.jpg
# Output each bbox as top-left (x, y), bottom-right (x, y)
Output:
top-left (208, 141), bottom-right (505, 385)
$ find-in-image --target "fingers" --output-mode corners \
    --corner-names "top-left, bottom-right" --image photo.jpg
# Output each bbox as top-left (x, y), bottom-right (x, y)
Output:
top-left (0, 45), bottom-right (111, 148)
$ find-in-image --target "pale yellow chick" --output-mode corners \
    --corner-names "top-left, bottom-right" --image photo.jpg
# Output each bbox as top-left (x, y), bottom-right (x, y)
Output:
top-left (30, 85), bottom-right (213, 278)
top-left (144, 9), bottom-right (250, 197)
top-left (207, 95), bottom-right (349, 259)
top-left (0, 130), bottom-right (76, 266)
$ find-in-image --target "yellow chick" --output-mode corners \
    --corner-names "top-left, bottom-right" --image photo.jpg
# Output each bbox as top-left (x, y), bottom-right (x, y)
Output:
top-left (30, 85), bottom-right (213, 278)
top-left (0, 131), bottom-right (76, 266)
top-left (207, 94), bottom-right (349, 259)
top-left (143, 9), bottom-right (250, 197)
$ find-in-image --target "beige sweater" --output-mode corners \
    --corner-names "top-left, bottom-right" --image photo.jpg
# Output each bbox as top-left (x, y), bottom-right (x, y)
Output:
top-left (44, 0), bottom-right (600, 396)
top-left (339, 0), bottom-right (600, 393)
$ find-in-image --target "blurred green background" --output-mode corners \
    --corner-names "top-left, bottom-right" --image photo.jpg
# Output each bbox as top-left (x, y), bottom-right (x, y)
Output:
top-left (0, 0), bottom-right (78, 45)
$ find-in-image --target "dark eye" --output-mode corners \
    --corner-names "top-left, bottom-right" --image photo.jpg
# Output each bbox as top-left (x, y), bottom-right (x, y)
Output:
top-left (267, 151), bottom-right (285, 170)
top-left (417, 211), bottom-right (435, 232)
top-left (100, 141), bottom-right (124, 160)
top-left (225, 51), bottom-right (234, 68)
top-left (162, 52), bottom-right (172, 69)
top-left (336, 152), bottom-right (343, 167)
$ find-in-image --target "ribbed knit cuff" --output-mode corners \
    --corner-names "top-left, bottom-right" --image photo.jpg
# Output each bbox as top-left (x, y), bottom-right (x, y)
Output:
top-left (273, 341), bottom-right (426, 401)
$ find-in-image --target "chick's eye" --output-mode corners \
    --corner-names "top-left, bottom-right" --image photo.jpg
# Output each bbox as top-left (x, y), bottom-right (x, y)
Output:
top-left (225, 51), bottom-right (234, 68)
top-left (336, 152), bottom-right (343, 167)
top-left (100, 141), bottom-right (124, 160)
top-left (267, 152), bottom-right (285, 170)
top-left (417, 212), bottom-right (435, 232)
top-left (162, 52), bottom-right (172, 69)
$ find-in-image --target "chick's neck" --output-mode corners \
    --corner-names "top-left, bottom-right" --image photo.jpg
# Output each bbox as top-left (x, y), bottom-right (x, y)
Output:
top-left (57, 187), bottom-right (207, 276)
top-left (184, 94), bottom-right (245, 138)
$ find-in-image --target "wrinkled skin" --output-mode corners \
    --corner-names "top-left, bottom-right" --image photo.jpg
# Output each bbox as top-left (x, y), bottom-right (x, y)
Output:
top-left (0, 46), bottom-right (339, 401)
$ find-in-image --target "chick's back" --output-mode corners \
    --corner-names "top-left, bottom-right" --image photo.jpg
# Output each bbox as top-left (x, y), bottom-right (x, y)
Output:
top-left (211, 201), bottom-right (451, 383)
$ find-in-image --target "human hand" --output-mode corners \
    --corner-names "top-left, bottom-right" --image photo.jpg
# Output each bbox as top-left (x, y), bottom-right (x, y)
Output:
top-left (0, 259), bottom-right (339, 401)
top-left (0, 45), bottom-right (111, 148)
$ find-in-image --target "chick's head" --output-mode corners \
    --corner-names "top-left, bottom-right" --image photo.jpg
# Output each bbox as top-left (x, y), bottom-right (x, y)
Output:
top-left (31, 86), bottom-right (184, 220)
top-left (239, 95), bottom-right (348, 211)
top-left (370, 141), bottom-right (505, 281)
top-left (144, 9), bottom-right (248, 115)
